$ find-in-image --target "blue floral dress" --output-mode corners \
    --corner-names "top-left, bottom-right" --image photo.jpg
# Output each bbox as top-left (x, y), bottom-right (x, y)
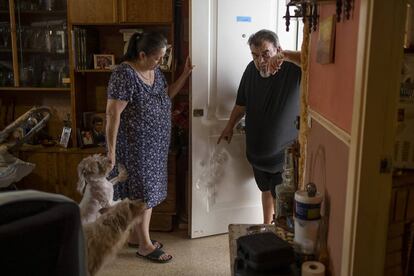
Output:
top-left (107, 63), bottom-right (171, 208)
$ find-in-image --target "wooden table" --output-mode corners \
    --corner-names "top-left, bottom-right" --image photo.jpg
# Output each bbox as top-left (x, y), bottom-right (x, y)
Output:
top-left (228, 224), bottom-right (294, 275)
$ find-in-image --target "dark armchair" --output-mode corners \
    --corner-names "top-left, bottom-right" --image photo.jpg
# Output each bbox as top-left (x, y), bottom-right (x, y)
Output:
top-left (0, 190), bottom-right (87, 276)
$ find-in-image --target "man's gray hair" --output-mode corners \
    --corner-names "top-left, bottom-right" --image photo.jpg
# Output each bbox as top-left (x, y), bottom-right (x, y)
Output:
top-left (248, 29), bottom-right (280, 48)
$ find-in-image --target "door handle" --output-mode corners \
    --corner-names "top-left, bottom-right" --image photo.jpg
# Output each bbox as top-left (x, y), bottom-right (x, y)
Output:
top-left (193, 109), bottom-right (204, 117)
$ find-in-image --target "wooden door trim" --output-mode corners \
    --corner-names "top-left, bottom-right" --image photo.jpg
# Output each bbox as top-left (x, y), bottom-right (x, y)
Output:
top-left (341, 0), bottom-right (406, 275)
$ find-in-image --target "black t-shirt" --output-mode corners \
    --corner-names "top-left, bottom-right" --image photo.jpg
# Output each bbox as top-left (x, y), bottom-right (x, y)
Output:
top-left (236, 60), bottom-right (301, 173)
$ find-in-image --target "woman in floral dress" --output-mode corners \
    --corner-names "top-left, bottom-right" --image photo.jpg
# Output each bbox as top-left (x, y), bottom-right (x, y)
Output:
top-left (106, 32), bottom-right (193, 263)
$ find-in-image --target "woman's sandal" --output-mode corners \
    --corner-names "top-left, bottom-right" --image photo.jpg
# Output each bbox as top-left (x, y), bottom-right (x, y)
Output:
top-left (136, 248), bottom-right (173, 263)
top-left (128, 240), bottom-right (163, 249)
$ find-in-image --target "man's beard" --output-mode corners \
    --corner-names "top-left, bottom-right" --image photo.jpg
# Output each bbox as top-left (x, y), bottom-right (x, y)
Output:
top-left (259, 68), bottom-right (271, 78)
top-left (255, 62), bottom-right (272, 78)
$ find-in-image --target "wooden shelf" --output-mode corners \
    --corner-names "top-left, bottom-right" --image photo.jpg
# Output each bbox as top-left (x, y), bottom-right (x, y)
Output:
top-left (18, 49), bottom-right (68, 55)
top-left (16, 10), bottom-right (67, 16)
top-left (0, 87), bottom-right (71, 92)
top-left (19, 144), bottom-right (105, 153)
top-left (71, 22), bottom-right (173, 27)
top-left (75, 69), bottom-right (112, 73)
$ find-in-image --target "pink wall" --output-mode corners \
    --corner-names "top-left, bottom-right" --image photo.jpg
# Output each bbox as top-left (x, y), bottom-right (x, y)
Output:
top-left (308, 0), bottom-right (360, 133)
top-left (306, 1), bottom-right (361, 275)
top-left (305, 121), bottom-right (349, 276)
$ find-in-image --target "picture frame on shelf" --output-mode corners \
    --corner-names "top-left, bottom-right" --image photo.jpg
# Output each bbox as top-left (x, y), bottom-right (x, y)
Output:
top-left (59, 126), bottom-right (71, 148)
top-left (93, 54), bottom-right (115, 70)
top-left (160, 45), bottom-right (173, 71)
top-left (82, 112), bottom-right (106, 146)
top-left (78, 129), bottom-right (95, 148)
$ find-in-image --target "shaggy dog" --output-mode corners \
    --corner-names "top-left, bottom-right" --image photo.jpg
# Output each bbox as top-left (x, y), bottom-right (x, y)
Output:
top-left (83, 199), bottom-right (147, 276)
top-left (77, 154), bottom-right (127, 224)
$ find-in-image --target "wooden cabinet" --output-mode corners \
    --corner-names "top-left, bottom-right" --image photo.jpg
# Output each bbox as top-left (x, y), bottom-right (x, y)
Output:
top-left (68, 0), bottom-right (118, 24)
top-left (0, 0), bottom-right (175, 144)
top-left (17, 147), bottom-right (92, 202)
top-left (119, 0), bottom-right (173, 23)
top-left (69, 0), bottom-right (173, 24)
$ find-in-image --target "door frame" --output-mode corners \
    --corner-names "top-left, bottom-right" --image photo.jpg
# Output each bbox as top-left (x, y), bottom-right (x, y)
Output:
top-left (341, 0), bottom-right (406, 275)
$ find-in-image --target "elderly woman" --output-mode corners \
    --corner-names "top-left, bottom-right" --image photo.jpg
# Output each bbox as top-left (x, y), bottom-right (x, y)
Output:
top-left (106, 32), bottom-right (193, 263)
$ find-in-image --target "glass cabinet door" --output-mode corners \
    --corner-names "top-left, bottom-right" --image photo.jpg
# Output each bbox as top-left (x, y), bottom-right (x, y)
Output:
top-left (0, 0), bottom-right (14, 87)
top-left (14, 0), bottom-right (69, 88)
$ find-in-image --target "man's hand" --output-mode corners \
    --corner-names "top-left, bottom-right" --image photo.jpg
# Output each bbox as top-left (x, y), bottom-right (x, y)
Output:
top-left (217, 126), bottom-right (234, 144)
top-left (267, 51), bottom-right (284, 75)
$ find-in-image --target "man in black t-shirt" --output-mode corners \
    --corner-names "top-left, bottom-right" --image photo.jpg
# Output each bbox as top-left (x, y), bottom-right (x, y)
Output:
top-left (217, 29), bottom-right (301, 224)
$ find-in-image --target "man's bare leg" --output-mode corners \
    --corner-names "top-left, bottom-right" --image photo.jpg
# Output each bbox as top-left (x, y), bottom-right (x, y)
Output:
top-left (262, 191), bottom-right (274, 224)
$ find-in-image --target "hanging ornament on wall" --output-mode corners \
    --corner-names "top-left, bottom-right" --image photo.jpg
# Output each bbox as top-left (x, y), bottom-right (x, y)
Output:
top-left (284, 0), bottom-right (353, 32)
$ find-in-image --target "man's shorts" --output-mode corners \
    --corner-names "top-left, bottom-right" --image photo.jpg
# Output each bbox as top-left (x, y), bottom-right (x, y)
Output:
top-left (252, 167), bottom-right (283, 198)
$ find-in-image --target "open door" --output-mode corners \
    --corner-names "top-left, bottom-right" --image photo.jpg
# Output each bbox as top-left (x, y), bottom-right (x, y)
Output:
top-left (189, 0), bottom-right (280, 238)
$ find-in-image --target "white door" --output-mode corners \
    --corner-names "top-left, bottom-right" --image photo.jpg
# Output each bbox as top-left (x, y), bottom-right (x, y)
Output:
top-left (190, 0), bottom-right (278, 238)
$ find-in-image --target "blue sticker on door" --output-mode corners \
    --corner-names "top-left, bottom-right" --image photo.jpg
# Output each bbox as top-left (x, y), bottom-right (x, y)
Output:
top-left (236, 16), bottom-right (252, 22)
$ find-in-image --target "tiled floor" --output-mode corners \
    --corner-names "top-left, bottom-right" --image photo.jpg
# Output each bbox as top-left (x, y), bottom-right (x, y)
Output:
top-left (98, 230), bottom-right (230, 276)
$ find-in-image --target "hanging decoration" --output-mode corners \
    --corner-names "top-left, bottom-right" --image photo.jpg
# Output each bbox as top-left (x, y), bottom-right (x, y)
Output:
top-left (284, 0), bottom-right (353, 33)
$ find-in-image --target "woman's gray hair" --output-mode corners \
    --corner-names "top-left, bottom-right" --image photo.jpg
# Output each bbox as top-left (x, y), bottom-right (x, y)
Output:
top-left (248, 29), bottom-right (280, 48)
top-left (123, 32), bottom-right (167, 62)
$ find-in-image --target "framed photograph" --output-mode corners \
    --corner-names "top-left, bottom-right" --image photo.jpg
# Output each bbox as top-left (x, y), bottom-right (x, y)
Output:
top-left (81, 112), bottom-right (106, 147)
top-left (90, 113), bottom-right (106, 146)
top-left (316, 15), bottom-right (336, 64)
top-left (59, 126), bottom-right (71, 148)
top-left (78, 130), bottom-right (95, 148)
top-left (93, 54), bottom-right (115, 70)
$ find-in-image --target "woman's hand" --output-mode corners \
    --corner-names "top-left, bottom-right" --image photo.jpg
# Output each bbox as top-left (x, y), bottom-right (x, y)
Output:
top-left (107, 151), bottom-right (116, 170)
top-left (168, 56), bottom-right (195, 98)
top-left (183, 56), bottom-right (195, 77)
